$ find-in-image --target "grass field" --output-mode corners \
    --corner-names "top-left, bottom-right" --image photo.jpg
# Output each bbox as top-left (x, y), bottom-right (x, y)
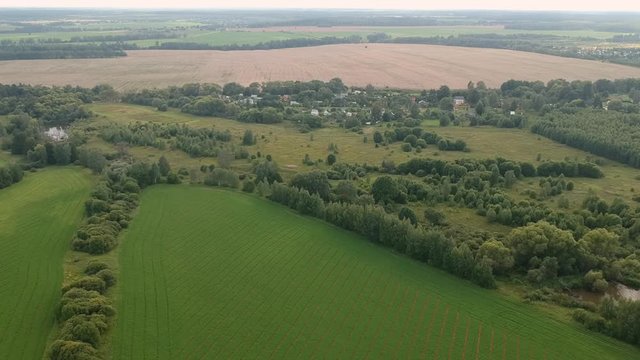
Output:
top-left (0, 167), bottom-right (92, 359)
top-left (113, 185), bottom-right (639, 359)
top-left (3, 44), bottom-right (640, 90)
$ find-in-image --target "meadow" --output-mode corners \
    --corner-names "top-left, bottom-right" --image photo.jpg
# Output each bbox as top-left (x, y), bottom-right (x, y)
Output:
top-left (2, 44), bottom-right (640, 90)
top-left (0, 167), bottom-right (92, 359)
top-left (86, 103), bottom-right (640, 206)
top-left (113, 185), bottom-right (639, 359)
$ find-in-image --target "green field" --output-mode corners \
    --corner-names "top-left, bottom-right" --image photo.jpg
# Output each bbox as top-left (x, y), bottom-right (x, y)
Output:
top-left (0, 167), bottom-right (92, 359)
top-left (113, 185), bottom-right (639, 359)
top-left (0, 24), bottom-right (622, 47)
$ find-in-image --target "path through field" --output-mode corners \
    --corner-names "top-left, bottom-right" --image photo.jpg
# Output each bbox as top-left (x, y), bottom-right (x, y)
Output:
top-left (0, 167), bottom-right (92, 359)
top-left (2, 44), bottom-right (640, 90)
top-left (113, 186), bottom-right (639, 359)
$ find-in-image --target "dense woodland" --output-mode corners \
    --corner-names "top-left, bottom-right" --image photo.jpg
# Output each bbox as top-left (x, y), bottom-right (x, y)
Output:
top-left (2, 77), bottom-right (640, 352)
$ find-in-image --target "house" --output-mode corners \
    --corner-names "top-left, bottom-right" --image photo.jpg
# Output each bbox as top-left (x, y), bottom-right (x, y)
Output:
top-left (418, 100), bottom-right (428, 107)
top-left (323, 110), bottom-right (331, 116)
top-left (510, 111), bottom-right (516, 116)
top-left (45, 127), bottom-right (68, 141)
top-left (310, 109), bottom-right (319, 116)
top-left (453, 96), bottom-right (466, 106)
top-left (290, 101), bottom-right (301, 106)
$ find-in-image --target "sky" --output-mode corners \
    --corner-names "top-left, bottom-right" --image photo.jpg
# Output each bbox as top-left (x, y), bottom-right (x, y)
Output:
top-left (2, 0), bottom-right (640, 12)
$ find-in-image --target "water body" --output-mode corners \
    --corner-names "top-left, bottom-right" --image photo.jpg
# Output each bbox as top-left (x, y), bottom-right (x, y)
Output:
top-left (574, 283), bottom-right (640, 303)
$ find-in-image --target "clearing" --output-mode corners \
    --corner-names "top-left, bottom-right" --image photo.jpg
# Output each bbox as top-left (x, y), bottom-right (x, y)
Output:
top-left (113, 185), bottom-right (639, 359)
top-left (2, 44), bottom-right (640, 90)
top-left (0, 167), bottom-right (92, 359)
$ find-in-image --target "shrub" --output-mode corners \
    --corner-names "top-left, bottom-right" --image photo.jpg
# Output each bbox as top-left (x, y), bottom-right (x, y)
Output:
top-left (59, 314), bottom-right (108, 348)
top-left (48, 340), bottom-right (99, 360)
top-left (84, 262), bottom-right (108, 276)
top-left (95, 269), bottom-right (116, 288)
top-left (63, 276), bottom-right (106, 294)
top-left (242, 180), bottom-right (256, 193)
top-left (59, 288), bottom-right (115, 321)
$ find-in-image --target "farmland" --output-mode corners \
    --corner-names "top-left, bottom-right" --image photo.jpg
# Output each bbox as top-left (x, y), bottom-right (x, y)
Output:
top-left (113, 185), bottom-right (638, 359)
top-left (2, 44), bottom-right (640, 90)
top-left (0, 167), bottom-right (92, 359)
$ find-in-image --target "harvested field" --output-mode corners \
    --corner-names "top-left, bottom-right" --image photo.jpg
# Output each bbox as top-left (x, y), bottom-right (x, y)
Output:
top-left (1, 44), bottom-right (640, 90)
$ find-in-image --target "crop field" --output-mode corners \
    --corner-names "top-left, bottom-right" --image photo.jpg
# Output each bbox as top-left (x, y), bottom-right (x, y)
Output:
top-left (0, 167), bottom-right (92, 359)
top-left (2, 44), bottom-right (640, 90)
top-left (113, 185), bottom-right (638, 359)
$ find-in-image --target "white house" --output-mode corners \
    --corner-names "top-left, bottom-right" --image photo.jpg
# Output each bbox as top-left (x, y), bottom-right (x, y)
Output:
top-left (453, 96), bottom-right (466, 106)
top-left (45, 127), bottom-right (68, 141)
top-left (310, 109), bottom-right (319, 116)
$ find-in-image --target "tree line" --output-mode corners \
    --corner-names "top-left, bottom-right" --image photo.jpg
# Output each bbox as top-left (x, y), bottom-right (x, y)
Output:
top-left (148, 35), bottom-right (362, 51)
top-left (49, 158), bottom-right (180, 360)
top-left (0, 41), bottom-right (126, 60)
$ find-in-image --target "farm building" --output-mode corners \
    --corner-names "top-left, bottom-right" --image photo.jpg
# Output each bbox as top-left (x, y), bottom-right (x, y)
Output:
top-left (453, 96), bottom-right (466, 106)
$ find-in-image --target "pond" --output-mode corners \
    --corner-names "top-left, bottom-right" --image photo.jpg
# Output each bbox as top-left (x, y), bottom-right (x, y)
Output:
top-left (574, 283), bottom-right (640, 303)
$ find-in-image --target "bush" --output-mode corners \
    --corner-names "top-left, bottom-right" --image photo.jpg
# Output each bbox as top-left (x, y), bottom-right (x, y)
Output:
top-left (572, 309), bottom-right (606, 332)
top-left (166, 172), bottom-right (181, 184)
top-left (48, 340), bottom-right (99, 360)
top-left (63, 276), bottom-right (106, 294)
top-left (95, 269), bottom-right (116, 288)
top-left (242, 180), bottom-right (256, 193)
top-left (84, 262), bottom-right (108, 276)
top-left (59, 288), bottom-right (115, 321)
top-left (59, 314), bottom-right (108, 348)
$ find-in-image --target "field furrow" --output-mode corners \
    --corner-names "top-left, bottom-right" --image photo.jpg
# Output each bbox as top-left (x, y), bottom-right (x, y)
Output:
top-left (113, 186), bottom-right (640, 359)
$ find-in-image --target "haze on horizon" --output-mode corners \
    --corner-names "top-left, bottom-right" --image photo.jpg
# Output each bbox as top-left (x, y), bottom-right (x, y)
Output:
top-left (2, 0), bottom-right (640, 12)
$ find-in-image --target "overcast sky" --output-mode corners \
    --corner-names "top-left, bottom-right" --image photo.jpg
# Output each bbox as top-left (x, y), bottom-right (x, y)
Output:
top-left (2, 0), bottom-right (639, 11)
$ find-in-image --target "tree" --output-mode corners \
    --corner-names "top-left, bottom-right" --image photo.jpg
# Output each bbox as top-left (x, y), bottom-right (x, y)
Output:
top-left (477, 239), bottom-right (514, 274)
top-left (504, 170), bottom-right (517, 188)
top-left (475, 101), bottom-right (485, 115)
top-left (222, 82), bottom-right (245, 96)
top-left (242, 129), bottom-right (255, 145)
top-left (373, 131), bottom-right (384, 144)
top-left (27, 144), bottom-right (48, 166)
top-left (158, 156), bottom-right (171, 176)
top-left (253, 159), bottom-right (282, 184)
top-left (439, 97), bottom-right (453, 111)
top-left (578, 228), bottom-right (620, 270)
top-left (327, 154), bottom-right (337, 166)
top-left (473, 256), bottom-right (497, 288)
top-left (506, 221), bottom-right (578, 274)
top-left (371, 176), bottom-right (405, 204)
top-left (53, 143), bottom-right (71, 165)
top-left (424, 208), bottom-right (446, 225)
top-left (217, 150), bottom-right (234, 169)
top-left (290, 171), bottom-right (331, 200)
top-left (399, 207), bottom-right (418, 226)
top-left (437, 85), bottom-right (451, 100)
top-left (334, 181), bottom-right (358, 203)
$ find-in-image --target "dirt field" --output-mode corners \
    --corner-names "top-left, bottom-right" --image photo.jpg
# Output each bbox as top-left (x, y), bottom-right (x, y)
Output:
top-left (1, 44), bottom-right (640, 90)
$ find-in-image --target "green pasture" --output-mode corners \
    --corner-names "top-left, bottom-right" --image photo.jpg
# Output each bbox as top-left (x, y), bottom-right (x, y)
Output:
top-left (113, 185), bottom-right (640, 359)
top-left (0, 167), bottom-right (92, 359)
